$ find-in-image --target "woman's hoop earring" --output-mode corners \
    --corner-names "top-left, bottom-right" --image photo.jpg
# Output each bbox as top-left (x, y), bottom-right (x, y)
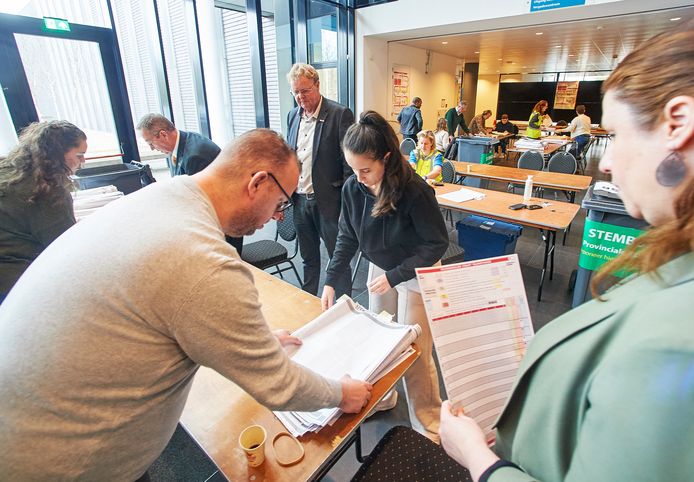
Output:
top-left (655, 151), bottom-right (687, 187)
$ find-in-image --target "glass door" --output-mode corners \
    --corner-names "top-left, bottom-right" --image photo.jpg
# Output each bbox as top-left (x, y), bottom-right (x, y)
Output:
top-left (0, 13), bottom-right (138, 164)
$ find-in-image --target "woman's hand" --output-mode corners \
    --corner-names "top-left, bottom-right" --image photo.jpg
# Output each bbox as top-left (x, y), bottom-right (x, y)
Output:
top-left (272, 329), bottom-right (302, 348)
top-left (440, 400), bottom-right (500, 482)
top-left (367, 274), bottom-right (391, 295)
top-left (321, 285), bottom-right (336, 311)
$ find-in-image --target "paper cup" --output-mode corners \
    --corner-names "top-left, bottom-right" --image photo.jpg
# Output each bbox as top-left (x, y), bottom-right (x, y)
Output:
top-left (239, 425), bottom-right (267, 467)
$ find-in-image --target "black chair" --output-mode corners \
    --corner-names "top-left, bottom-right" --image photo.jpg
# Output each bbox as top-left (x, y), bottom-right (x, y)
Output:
top-left (399, 138), bottom-right (416, 157)
top-left (441, 241), bottom-right (465, 265)
top-left (576, 136), bottom-right (595, 174)
top-left (517, 150), bottom-right (544, 171)
top-left (548, 151), bottom-right (577, 175)
top-left (240, 205), bottom-right (301, 283)
top-left (510, 150), bottom-right (544, 194)
top-left (352, 426), bottom-right (473, 482)
top-left (441, 160), bottom-right (456, 183)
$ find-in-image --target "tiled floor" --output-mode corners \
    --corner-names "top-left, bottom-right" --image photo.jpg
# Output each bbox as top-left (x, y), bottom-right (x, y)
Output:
top-left (148, 142), bottom-right (611, 481)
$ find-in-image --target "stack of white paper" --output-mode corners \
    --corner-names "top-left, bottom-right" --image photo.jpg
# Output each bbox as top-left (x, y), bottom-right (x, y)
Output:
top-left (437, 187), bottom-right (485, 204)
top-left (274, 297), bottom-right (420, 437)
top-left (514, 138), bottom-right (544, 150)
top-left (72, 185), bottom-right (123, 221)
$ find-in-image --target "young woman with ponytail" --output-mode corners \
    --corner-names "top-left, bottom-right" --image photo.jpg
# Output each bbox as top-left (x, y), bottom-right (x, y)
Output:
top-left (322, 110), bottom-right (449, 442)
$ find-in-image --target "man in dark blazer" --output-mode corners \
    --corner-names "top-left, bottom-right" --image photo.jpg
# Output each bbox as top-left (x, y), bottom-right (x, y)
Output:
top-left (286, 63), bottom-right (353, 297)
top-left (137, 114), bottom-right (243, 254)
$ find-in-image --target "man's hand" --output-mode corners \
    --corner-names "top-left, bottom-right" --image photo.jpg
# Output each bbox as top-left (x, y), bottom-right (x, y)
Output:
top-left (272, 329), bottom-right (302, 347)
top-left (338, 375), bottom-right (373, 413)
top-left (367, 274), bottom-right (391, 295)
top-left (439, 400), bottom-right (499, 480)
top-left (321, 285), bottom-right (336, 311)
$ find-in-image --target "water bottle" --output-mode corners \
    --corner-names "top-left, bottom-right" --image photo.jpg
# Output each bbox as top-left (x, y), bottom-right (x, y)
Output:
top-left (523, 175), bottom-right (534, 203)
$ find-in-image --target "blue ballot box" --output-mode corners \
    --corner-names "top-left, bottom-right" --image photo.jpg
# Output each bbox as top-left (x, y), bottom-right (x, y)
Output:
top-left (456, 215), bottom-right (523, 261)
top-left (456, 136), bottom-right (499, 188)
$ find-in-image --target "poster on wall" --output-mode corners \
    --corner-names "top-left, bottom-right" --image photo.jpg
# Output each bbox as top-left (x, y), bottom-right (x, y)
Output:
top-left (391, 65), bottom-right (410, 118)
top-left (554, 81), bottom-right (580, 110)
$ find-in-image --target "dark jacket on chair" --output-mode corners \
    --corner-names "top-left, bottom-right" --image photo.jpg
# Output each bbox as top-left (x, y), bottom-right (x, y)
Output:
top-left (286, 97), bottom-right (354, 220)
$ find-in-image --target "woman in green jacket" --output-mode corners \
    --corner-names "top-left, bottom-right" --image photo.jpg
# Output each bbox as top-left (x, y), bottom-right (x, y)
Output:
top-left (526, 100), bottom-right (548, 139)
top-left (0, 121), bottom-right (87, 302)
top-left (439, 27), bottom-right (694, 482)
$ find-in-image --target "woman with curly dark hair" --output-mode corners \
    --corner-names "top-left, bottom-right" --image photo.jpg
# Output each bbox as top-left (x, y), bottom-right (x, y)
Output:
top-left (0, 120), bottom-right (87, 302)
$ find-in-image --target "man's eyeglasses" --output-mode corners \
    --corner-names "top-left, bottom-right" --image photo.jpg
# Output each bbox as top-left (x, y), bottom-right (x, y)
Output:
top-left (290, 84), bottom-right (316, 97)
top-left (267, 172), bottom-right (293, 212)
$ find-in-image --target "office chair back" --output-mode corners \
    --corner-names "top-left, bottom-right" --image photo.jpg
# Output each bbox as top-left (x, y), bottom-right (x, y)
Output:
top-left (276, 205), bottom-right (297, 243)
top-left (441, 160), bottom-right (456, 183)
top-left (548, 151), bottom-right (577, 174)
top-left (400, 138), bottom-right (416, 157)
top-left (517, 150), bottom-right (544, 171)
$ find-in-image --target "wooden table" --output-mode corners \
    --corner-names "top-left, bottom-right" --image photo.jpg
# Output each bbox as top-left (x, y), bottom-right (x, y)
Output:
top-left (435, 183), bottom-right (581, 301)
top-left (451, 161), bottom-right (592, 203)
top-left (180, 268), bottom-right (420, 481)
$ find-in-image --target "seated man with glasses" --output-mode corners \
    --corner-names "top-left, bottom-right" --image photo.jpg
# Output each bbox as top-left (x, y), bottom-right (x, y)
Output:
top-left (0, 128), bottom-right (372, 481)
top-left (286, 63), bottom-right (354, 298)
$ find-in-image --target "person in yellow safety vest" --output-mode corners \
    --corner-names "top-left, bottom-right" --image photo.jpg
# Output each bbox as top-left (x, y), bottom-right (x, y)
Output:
top-left (527, 100), bottom-right (549, 139)
top-left (409, 130), bottom-right (443, 182)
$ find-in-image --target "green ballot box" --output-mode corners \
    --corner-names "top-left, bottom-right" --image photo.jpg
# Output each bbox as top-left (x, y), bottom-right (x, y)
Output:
top-left (572, 185), bottom-right (647, 307)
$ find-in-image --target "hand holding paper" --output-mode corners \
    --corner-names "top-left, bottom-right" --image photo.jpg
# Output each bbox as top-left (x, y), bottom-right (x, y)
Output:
top-left (338, 375), bottom-right (373, 413)
top-left (439, 400), bottom-right (499, 480)
top-left (320, 285), bottom-right (336, 311)
top-left (272, 329), bottom-right (302, 348)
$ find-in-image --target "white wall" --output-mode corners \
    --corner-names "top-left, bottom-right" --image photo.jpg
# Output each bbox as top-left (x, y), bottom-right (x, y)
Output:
top-left (476, 74), bottom-right (500, 123)
top-left (356, 0), bottom-right (692, 115)
top-left (386, 43), bottom-right (459, 132)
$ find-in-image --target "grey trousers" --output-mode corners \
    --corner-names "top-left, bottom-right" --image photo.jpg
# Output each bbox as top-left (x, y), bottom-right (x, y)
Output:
top-left (368, 263), bottom-right (443, 441)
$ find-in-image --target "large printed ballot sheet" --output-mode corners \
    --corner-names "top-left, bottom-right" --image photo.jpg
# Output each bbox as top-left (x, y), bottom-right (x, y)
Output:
top-left (416, 254), bottom-right (534, 443)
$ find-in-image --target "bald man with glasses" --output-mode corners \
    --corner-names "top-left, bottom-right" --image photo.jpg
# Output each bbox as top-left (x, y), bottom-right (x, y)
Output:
top-left (286, 63), bottom-right (354, 298)
top-left (0, 129), bottom-right (372, 481)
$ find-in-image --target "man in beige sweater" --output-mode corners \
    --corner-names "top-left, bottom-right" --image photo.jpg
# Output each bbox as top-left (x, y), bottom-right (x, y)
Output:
top-left (0, 129), bottom-right (371, 481)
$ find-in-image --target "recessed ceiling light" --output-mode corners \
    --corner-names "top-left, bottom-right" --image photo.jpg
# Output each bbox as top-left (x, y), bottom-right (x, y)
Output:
top-left (555, 45), bottom-right (562, 48)
top-left (498, 58), bottom-right (503, 61)
top-left (535, 32), bottom-right (543, 35)
top-left (442, 41), bottom-right (448, 45)
top-left (474, 51), bottom-right (480, 54)
top-left (568, 54), bottom-right (575, 57)
top-left (670, 17), bottom-right (681, 21)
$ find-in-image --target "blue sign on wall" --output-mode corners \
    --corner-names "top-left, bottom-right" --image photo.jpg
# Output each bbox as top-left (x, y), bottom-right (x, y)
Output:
top-left (530, 0), bottom-right (586, 12)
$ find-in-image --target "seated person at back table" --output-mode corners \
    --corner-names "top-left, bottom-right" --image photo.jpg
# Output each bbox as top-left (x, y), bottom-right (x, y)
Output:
top-left (493, 114), bottom-right (518, 154)
top-left (409, 130), bottom-right (443, 182)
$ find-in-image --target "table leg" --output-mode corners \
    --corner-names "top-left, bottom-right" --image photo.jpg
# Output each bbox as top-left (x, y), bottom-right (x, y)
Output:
top-left (538, 229), bottom-right (550, 301)
top-left (550, 231), bottom-right (556, 280)
top-left (310, 426), bottom-right (364, 481)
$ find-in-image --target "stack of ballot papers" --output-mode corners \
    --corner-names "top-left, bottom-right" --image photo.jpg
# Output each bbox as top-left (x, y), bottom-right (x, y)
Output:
top-left (437, 187), bottom-right (485, 204)
top-left (72, 185), bottom-right (123, 221)
top-left (514, 138), bottom-right (544, 150)
top-left (274, 297), bottom-right (421, 437)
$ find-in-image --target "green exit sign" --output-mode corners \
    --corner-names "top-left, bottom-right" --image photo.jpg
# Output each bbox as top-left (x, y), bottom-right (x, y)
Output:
top-left (43, 17), bottom-right (71, 32)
